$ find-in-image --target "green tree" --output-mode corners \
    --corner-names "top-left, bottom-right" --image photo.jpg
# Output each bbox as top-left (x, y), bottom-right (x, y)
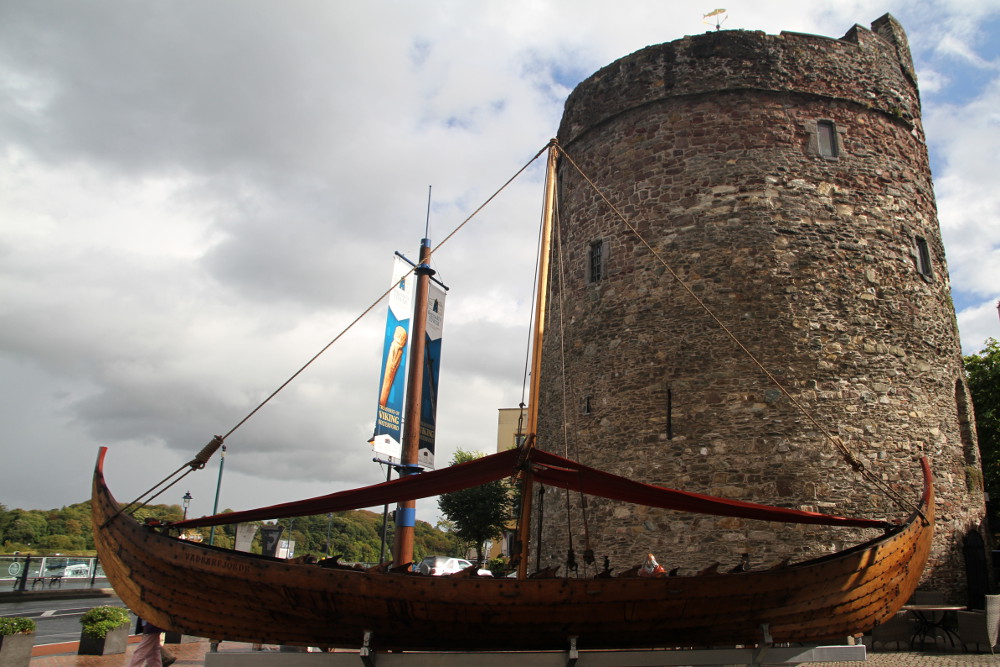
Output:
top-left (437, 449), bottom-right (514, 564)
top-left (0, 498), bottom-right (462, 561)
top-left (966, 337), bottom-right (1000, 533)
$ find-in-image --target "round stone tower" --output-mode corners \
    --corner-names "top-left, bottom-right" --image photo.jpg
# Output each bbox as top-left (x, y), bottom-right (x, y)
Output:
top-left (534, 14), bottom-right (986, 601)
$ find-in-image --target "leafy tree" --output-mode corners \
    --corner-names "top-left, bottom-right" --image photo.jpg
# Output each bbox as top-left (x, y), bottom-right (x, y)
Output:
top-left (0, 498), bottom-right (462, 562)
top-left (6, 511), bottom-right (47, 545)
top-left (966, 338), bottom-right (1000, 533)
top-left (437, 449), bottom-right (514, 564)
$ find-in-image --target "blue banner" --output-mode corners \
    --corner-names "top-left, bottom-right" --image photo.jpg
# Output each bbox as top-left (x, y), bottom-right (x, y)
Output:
top-left (417, 281), bottom-right (446, 470)
top-left (373, 257), bottom-right (412, 456)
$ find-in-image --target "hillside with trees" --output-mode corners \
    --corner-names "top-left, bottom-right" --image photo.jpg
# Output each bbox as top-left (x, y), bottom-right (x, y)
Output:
top-left (0, 501), bottom-right (463, 563)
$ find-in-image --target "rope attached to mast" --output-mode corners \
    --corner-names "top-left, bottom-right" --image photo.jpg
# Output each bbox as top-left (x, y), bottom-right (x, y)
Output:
top-left (555, 145), bottom-right (919, 517)
top-left (118, 142), bottom-right (555, 520)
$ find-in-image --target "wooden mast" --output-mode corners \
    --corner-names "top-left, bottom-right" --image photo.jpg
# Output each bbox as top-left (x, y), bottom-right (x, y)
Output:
top-left (392, 237), bottom-right (434, 568)
top-left (516, 142), bottom-right (558, 578)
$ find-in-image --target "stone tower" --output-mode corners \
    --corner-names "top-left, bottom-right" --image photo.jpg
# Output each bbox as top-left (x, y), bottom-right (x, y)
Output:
top-left (534, 15), bottom-right (986, 601)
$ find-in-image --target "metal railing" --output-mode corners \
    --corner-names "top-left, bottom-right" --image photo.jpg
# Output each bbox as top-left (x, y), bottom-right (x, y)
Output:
top-left (1, 555), bottom-right (105, 591)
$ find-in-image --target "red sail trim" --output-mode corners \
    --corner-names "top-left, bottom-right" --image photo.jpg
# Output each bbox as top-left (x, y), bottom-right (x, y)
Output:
top-left (171, 447), bottom-right (522, 529)
top-left (171, 447), bottom-right (890, 530)
top-left (528, 449), bottom-right (890, 529)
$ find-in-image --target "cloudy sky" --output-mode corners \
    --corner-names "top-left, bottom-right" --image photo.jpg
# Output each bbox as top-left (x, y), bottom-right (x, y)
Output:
top-left (2, 1), bottom-right (998, 524)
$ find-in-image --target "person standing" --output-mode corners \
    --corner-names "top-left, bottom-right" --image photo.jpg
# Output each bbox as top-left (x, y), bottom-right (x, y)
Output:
top-left (127, 619), bottom-right (175, 667)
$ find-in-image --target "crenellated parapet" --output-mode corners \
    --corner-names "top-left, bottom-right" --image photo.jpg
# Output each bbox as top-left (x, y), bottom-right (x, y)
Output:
top-left (559, 14), bottom-right (922, 146)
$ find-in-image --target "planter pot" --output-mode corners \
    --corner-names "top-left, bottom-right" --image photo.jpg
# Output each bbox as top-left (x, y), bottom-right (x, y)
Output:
top-left (78, 625), bottom-right (129, 655)
top-left (0, 633), bottom-right (35, 667)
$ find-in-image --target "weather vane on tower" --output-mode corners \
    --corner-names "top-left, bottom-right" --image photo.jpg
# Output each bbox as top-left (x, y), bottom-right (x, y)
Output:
top-left (703, 8), bottom-right (728, 30)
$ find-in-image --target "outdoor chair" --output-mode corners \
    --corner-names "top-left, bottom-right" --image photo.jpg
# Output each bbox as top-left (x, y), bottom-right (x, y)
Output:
top-left (956, 595), bottom-right (1000, 653)
top-left (871, 611), bottom-right (916, 651)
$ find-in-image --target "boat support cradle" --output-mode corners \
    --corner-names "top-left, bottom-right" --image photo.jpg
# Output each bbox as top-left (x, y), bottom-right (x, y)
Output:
top-left (205, 627), bottom-right (867, 667)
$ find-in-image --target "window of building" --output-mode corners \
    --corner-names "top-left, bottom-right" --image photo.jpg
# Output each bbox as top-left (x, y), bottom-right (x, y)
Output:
top-left (588, 240), bottom-right (605, 283)
top-left (582, 395), bottom-right (592, 415)
top-left (666, 388), bottom-right (673, 440)
top-left (915, 236), bottom-right (933, 279)
top-left (817, 120), bottom-right (839, 158)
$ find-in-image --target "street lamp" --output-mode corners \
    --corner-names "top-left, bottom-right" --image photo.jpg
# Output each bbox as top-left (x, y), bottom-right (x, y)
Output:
top-left (209, 444), bottom-right (226, 546)
top-left (182, 491), bottom-right (192, 520)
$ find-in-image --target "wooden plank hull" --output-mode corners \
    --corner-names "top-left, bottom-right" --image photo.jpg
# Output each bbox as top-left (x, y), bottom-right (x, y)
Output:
top-left (92, 448), bottom-right (933, 651)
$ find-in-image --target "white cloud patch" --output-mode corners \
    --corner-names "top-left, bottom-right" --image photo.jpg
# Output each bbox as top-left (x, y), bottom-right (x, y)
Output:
top-left (924, 77), bottom-right (1000, 305)
top-left (1, 1), bottom-right (999, 520)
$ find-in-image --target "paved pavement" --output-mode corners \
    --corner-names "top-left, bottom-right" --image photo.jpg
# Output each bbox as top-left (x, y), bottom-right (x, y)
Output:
top-left (30, 639), bottom-right (267, 666)
top-left (22, 640), bottom-right (1000, 666)
top-left (813, 652), bottom-right (1000, 666)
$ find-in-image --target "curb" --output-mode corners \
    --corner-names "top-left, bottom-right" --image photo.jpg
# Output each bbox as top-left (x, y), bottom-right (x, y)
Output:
top-left (0, 588), bottom-right (116, 603)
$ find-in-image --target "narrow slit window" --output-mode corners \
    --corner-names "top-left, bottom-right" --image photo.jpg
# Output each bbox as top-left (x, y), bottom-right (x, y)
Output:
top-left (666, 388), bottom-right (673, 440)
top-left (817, 120), bottom-right (839, 158)
top-left (582, 395), bottom-right (592, 415)
top-left (588, 240), bottom-right (604, 283)
top-left (915, 236), bottom-right (933, 278)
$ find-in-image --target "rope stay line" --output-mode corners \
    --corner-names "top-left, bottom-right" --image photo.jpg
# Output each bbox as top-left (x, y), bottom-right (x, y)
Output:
top-left (118, 141), bottom-right (554, 519)
top-left (119, 135), bottom-right (915, 525)
top-left (548, 175), bottom-right (596, 574)
top-left (554, 143), bottom-right (918, 517)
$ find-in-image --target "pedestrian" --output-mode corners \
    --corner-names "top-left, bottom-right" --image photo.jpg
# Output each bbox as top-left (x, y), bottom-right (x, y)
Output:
top-left (127, 618), bottom-right (176, 667)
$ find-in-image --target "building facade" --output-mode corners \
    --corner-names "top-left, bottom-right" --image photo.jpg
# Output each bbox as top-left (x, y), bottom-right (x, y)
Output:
top-left (532, 15), bottom-right (987, 601)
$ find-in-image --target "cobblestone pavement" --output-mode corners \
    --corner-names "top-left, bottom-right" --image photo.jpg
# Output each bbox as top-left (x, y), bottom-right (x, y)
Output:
top-left (810, 651), bottom-right (1000, 666)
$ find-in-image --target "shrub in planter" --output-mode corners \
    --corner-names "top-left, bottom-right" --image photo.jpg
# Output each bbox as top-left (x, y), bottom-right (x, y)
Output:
top-left (79, 606), bottom-right (131, 656)
top-left (0, 617), bottom-right (36, 667)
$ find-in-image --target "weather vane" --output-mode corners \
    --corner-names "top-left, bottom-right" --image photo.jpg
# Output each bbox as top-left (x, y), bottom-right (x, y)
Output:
top-left (703, 8), bottom-right (728, 30)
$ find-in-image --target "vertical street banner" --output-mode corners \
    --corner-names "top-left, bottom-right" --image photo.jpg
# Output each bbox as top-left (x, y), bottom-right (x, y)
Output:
top-left (234, 522), bottom-right (258, 553)
top-left (373, 256), bottom-right (412, 458)
top-left (417, 280), bottom-right (446, 470)
top-left (260, 524), bottom-right (284, 558)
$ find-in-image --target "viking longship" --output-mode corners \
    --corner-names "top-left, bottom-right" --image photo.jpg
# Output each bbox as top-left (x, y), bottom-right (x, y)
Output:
top-left (92, 142), bottom-right (933, 652)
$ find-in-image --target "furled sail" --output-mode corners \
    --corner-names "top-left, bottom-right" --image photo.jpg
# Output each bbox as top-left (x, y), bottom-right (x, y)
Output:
top-left (171, 446), bottom-right (890, 530)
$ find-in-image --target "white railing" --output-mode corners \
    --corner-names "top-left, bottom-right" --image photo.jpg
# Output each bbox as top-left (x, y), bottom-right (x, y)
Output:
top-left (1, 555), bottom-right (104, 589)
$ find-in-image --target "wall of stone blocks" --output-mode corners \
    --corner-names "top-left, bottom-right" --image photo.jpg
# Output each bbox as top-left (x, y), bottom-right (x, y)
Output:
top-left (532, 14), bottom-right (986, 603)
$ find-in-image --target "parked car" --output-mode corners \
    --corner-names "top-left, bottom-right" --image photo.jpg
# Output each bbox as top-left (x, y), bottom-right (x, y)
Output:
top-left (416, 556), bottom-right (492, 577)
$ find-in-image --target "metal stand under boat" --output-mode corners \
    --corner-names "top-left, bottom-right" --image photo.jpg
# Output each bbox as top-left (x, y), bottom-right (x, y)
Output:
top-left (204, 640), bottom-right (866, 666)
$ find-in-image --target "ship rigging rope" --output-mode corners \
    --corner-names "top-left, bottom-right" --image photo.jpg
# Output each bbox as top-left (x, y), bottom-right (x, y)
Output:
top-left (120, 141), bottom-right (554, 517)
top-left (549, 186), bottom-right (596, 572)
top-left (554, 143), bottom-right (918, 517)
top-left (125, 137), bottom-right (915, 521)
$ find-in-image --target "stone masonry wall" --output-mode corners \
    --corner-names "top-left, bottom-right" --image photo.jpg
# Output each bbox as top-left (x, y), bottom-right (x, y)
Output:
top-left (532, 14), bottom-right (986, 603)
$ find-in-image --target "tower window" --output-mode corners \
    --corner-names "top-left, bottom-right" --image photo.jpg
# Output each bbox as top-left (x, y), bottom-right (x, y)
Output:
top-left (588, 240), bottom-right (605, 283)
top-left (915, 236), bottom-right (933, 279)
top-left (666, 388), bottom-right (673, 440)
top-left (582, 395), bottom-right (593, 415)
top-left (817, 120), bottom-right (839, 158)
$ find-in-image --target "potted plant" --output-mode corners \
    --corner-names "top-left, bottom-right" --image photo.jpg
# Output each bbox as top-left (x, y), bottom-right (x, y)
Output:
top-left (78, 606), bottom-right (131, 655)
top-left (0, 617), bottom-right (36, 667)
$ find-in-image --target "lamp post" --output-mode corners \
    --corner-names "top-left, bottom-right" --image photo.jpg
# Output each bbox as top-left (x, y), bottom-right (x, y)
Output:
top-left (209, 444), bottom-right (226, 546)
top-left (182, 491), bottom-right (192, 520)
top-left (326, 513), bottom-right (332, 557)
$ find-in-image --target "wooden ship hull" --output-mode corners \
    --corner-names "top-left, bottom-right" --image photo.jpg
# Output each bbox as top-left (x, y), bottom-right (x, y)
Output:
top-left (93, 447), bottom-right (933, 651)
